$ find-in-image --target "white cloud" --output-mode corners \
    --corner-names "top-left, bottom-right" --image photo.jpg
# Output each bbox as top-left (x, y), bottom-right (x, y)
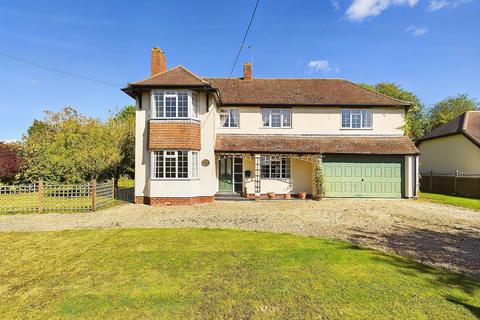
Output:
top-left (331, 0), bottom-right (341, 10)
top-left (428, 0), bottom-right (472, 11)
top-left (308, 60), bottom-right (340, 73)
top-left (406, 25), bottom-right (428, 36)
top-left (346, 0), bottom-right (418, 21)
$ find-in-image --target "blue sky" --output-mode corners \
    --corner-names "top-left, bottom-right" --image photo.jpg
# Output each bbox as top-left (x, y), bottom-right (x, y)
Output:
top-left (0, 0), bottom-right (478, 141)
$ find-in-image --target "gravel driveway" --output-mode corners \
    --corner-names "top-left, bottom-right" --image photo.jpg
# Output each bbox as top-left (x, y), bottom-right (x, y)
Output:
top-left (1, 199), bottom-right (479, 278)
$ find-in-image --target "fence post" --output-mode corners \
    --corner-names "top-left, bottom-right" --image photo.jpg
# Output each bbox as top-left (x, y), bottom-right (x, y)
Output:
top-left (454, 170), bottom-right (459, 195)
top-left (429, 171), bottom-right (433, 192)
top-left (112, 178), bottom-right (115, 202)
top-left (91, 179), bottom-right (96, 212)
top-left (38, 178), bottom-right (43, 213)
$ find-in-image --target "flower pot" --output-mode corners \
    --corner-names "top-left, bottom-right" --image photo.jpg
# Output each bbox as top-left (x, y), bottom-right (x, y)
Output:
top-left (298, 192), bottom-right (307, 200)
top-left (284, 193), bottom-right (291, 199)
top-left (267, 192), bottom-right (276, 199)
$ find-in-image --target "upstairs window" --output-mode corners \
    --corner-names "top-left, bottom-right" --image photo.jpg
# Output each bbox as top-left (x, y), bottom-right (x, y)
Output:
top-left (220, 109), bottom-right (240, 128)
top-left (261, 156), bottom-right (291, 179)
top-left (152, 150), bottom-right (199, 179)
top-left (152, 90), bottom-right (199, 119)
top-left (262, 108), bottom-right (291, 128)
top-left (341, 109), bottom-right (372, 129)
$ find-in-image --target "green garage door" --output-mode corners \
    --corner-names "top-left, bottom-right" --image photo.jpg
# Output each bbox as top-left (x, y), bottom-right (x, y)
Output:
top-left (323, 155), bottom-right (404, 198)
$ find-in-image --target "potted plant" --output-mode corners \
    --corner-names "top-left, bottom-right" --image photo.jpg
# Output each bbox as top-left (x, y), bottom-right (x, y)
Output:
top-left (298, 192), bottom-right (307, 200)
top-left (267, 192), bottom-right (276, 199)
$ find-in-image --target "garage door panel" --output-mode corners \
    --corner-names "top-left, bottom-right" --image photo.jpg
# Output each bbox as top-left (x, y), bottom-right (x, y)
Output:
top-left (323, 155), bottom-right (403, 198)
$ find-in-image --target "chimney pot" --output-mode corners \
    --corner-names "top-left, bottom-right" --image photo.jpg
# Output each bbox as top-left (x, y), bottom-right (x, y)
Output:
top-left (243, 62), bottom-right (252, 80)
top-left (151, 47), bottom-right (167, 76)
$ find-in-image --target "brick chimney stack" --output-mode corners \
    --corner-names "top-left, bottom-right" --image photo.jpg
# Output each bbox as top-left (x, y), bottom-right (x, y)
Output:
top-left (243, 62), bottom-right (252, 80)
top-left (151, 47), bottom-right (167, 76)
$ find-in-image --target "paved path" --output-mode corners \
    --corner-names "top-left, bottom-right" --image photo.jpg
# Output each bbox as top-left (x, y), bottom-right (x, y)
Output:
top-left (1, 199), bottom-right (479, 278)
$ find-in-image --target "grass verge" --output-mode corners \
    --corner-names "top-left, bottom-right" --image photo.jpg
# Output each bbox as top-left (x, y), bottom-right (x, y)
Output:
top-left (421, 192), bottom-right (480, 211)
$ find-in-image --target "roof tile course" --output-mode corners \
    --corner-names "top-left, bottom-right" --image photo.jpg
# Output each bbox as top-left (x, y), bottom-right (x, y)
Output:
top-left (215, 134), bottom-right (419, 155)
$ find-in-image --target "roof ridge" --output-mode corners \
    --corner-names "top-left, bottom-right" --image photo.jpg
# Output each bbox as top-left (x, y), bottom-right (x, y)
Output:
top-left (204, 77), bottom-right (348, 80)
top-left (176, 65), bottom-right (209, 84)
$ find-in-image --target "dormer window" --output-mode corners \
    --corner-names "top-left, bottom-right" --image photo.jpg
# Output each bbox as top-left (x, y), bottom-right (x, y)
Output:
top-left (151, 90), bottom-right (199, 119)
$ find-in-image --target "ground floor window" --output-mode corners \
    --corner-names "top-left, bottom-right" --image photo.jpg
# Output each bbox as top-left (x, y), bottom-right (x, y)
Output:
top-left (152, 150), bottom-right (199, 179)
top-left (261, 156), bottom-right (291, 178)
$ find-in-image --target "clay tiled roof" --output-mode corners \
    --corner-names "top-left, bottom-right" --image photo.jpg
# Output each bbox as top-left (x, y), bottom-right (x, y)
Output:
top-left (215, 134), bottom-right (419, 155)
top-left (418, 111), bottom-right (480, 148)
top-left (130, 66), bottom-right (210, 87)
top-left (205, 78), bottom-right (412, 107)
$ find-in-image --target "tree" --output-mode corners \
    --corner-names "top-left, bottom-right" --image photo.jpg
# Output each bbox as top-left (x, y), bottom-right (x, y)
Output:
top-left (19, 107), bottom-right (122, 183)
top-left (0, 142), bottom-right (22, 183)
top-left (428, 94), bottom-right (479, 129)
top-left (107, 105), bottom-right (135, 187)
top-left (361, 83), bottom-right (428, 141)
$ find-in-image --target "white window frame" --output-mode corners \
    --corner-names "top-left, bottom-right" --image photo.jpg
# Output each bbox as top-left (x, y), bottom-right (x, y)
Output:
top-left (341, 109), bottom-right (373, 129)
top-left (220, 108), bottom-right (240, 128)
top-left (260, 156), bottom-right (291, 179)
top-left (151, 90), bottom-right (199, 120)
top-left (261, 108), bottom-right (292, 128)
top-left (151, 150), bottom-right (199, 180)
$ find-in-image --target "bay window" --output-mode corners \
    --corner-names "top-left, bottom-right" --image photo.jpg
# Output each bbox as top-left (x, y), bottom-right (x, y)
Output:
top-left (152, 90), bottom-right (200, 119)
top-left (151, 150), bottom-right (199, 179)
top-left (262, 108), bottom-right (292, 128)
top-left (261, 156), bottom-right (291, 178)
top-left (220, 108), bottom-right (240, 128)
top-left (341, 109), bottom-right (372, 129)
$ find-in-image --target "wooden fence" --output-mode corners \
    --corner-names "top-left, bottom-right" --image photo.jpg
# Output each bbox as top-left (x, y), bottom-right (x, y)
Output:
top-left (420, 171), bottom-right (480, 197)
top-left (0, 179), bottom-right (115, 214)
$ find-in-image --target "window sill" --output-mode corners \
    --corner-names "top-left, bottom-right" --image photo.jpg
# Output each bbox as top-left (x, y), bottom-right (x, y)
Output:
top-left (149, 178), bottom-right (201, 181)
top-left (259, 127), bottom-right (292, 129)
top-left (339, 127), bottom-right (373, 130)
top-left (150, 118), bottom-right (200, 122)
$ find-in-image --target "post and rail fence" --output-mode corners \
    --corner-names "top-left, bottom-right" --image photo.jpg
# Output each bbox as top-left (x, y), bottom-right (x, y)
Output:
top-left (0, 178), bottom-right (115, 214)
top-left (420, 171), bottom-right (480, 198)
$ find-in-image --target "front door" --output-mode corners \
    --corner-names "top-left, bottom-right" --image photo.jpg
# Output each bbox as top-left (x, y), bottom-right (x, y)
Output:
top-left (219, 158), bottom-right (233, 192)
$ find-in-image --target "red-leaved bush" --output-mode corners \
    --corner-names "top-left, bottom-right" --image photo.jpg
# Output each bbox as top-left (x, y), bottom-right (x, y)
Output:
top-left (0, 142), bottom-right (22, 182)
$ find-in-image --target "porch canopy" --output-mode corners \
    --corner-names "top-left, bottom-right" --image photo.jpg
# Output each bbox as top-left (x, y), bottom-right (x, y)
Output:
top-left (215, 134), bottom-right (419, 155)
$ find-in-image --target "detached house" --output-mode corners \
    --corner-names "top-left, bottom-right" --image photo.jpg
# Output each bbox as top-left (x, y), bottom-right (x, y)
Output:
top-left (122, 47), bottom-right (419, 205)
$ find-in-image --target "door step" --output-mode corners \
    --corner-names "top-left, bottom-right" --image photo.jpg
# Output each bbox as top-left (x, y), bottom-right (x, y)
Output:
top-left (215, 193), bottom-right (253, 201)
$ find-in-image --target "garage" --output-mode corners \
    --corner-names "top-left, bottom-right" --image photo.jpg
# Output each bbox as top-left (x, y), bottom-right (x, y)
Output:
top-left (323, 155), bottom-right (404, 198)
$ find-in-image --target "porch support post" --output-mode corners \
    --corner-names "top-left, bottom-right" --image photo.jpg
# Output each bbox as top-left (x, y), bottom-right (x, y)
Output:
top-left (254, 154), bottom-right (261, 200)
top-left (312, 154), bottom-right (324, 201)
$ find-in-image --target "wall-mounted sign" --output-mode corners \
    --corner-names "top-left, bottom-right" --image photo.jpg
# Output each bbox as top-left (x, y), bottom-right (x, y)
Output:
top-left (201, 159), bottom-right (210, 167)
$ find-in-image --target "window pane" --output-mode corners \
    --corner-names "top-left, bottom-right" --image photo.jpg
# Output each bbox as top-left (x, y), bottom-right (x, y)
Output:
top-left (352, 113), bottom-right (361, 128)
top-left (362, 110), bottom-right (372, 128)
top-left (262, 109), bottom-right (269, 127)
top-left (282, 158), bottom-right (291, 178)
top-left (191, 152), bottom-right (199, 178)
top-left (178, 92), bottom-right (188, 117)
top-left (271, 114), bottom-right (281, 127)
top-left (220, 114), bottom-right (229, 127)
top-left (230, 109), bottom-right (240, 127)
top-left (282, 109), bottom-right (291, 127)
top-left (165, 96), bottom-right (177, 117)
top-left (178, 151), bottom-right (188, 178)
top-left (270, 160), bottom-right (281, 178)
top-left (192, 93), bottom-right (199, 118)
top-left (261, 156), bottom-right (270, 178)
top-left (154, 92), bottom-right (164, 118)
top-left (341, 110), bottom-right (350, 128)
top-left (154, 151), bottom-right (164, 178)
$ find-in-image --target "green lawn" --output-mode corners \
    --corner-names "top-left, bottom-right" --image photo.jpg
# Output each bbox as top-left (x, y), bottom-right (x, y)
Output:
top-left (421, 193), bottom-right (480, 211)
top-left (0, 229), bottom-right (479, 319)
